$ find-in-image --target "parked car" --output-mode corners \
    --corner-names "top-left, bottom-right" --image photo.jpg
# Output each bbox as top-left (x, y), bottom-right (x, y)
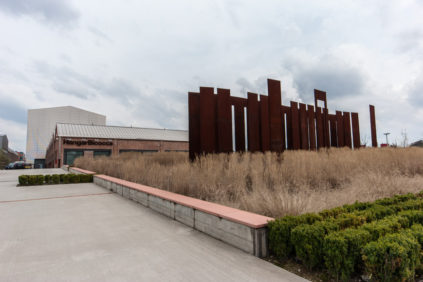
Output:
top-left (4, 163), bottom-right (14, 169)
top-left (4, 161), bottom-right (32, 169)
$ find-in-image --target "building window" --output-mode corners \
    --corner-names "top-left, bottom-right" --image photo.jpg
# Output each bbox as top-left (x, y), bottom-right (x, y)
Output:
top-left (93, 150), bottom-right (111, 157)
top-left (64, 150), bottom-right (84, 165)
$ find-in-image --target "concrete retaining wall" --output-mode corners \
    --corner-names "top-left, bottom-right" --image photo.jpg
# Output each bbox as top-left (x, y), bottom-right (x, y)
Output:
top-left (90, 173), bottom-right (272, 257)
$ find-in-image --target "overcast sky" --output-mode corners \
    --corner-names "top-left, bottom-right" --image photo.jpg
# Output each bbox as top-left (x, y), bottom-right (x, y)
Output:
top-left (0, 0), bottom-right (422, 152)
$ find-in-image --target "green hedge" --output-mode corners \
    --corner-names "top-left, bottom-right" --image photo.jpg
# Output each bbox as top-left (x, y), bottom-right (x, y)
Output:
top-left (18, 173), bottom-right (93, 186)
top-left (268, 191), bottom-right (423, 280)
top-left (362, 229), bottom-right (421, 281)
top-left (291, 220), bottom-right (339, 269)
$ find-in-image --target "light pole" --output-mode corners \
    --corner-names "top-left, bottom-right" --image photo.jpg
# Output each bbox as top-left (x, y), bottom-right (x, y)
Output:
top-left (383, 132), bottom-right (390, 145)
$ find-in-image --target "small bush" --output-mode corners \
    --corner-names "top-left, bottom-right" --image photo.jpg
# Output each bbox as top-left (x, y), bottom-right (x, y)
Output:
top-left (79, 174), bottom-right (93, 183)
top-left (319, 207), bottom-right (347, 218)
top-left (324, 228), bottom-right (371, 280)
top-left (291, 220), bottom-right (339, 269)
top-left (343, 201), bottom-right (374, 213)
top-left (334, 213), bottom-right (367, 229)
top-left (18, 175), bottom-right (28, 186)
top-left (361, 215), bottom-right (408, 241)
top-left (52, 174), bottom-right (60, 184)
top-left (28, 175), bottom-right (37, 185)
top-left (70, 174), bottom-right (80, 183)
top-left (59, 174), bottom-right (66, 182)
top-left (62, 174), bottom-right (70, 184)
top-left (362, 231), bottom-right (420, 281)
top-left (399, 210), bottom-right (423, 226)
top-left (268, 213), bottom-right (322, 258)
top-left (358, 204), bottom-right (395, 221)
top-left (36, 175), bottom-right (44, 185)
top-left (44, 175), bottom-right (51, 184)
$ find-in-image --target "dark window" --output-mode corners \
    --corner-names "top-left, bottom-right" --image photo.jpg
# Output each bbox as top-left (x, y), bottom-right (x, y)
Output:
top-left (94, 150), bottom-right (111, 157)
top-left (34, 159), bottom-right (46, 169)
top-left (64, 150), bottom-right (84, 165)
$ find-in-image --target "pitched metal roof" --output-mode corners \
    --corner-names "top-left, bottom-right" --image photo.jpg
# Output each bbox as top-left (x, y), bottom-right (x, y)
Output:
top-left (56, 123), bottom-right (188, 142)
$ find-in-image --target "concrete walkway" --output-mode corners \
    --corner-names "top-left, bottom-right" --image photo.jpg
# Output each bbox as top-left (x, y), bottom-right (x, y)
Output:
top-left (0, 169), bottom-right (307, 282)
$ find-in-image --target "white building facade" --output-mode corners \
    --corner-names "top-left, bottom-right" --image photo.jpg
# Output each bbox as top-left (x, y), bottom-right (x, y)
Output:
top-left (26, 106), bottom-right (106, 165)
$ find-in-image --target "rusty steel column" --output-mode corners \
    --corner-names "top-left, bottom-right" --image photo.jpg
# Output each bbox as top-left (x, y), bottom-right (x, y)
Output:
top-left (315, 107), bottom-right (324, 149)
top-left (323, 108), bottom-right (330, 148)
top-left (307, 105), bottom-right (316, 150)
top-left (299, 103), bottom-right (309, 149)
top-left (343, 112), bottom-right (352, 149)
top-left (336, 111), bottom-right (344, 147)
top-left (199, 87), bottom-right (216, 154)
top-left (247, 93), bottom-right (260, 152)
top-left (216, 88), bottom-right (232, 153)
top-left (329, 115), bottom-right (337, 147)
top-left (351, 112), bottom-right (361, 149)
top-left (268, 79), bottom-right (284, 152)
top-left (188, 92), bottom-right (201, 160)
top-left (283, 105), bottom-right (292, 150)
top-left (290, 101), bottom-right (300, 150)
top-left (259, 95), bottom-right (270, 152)
top-left (370, 105), bottom-right (377, 147)
top-left (234, 103), bottom-right (245, 152)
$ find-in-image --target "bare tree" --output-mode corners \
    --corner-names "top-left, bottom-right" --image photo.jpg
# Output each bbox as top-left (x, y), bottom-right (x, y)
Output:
top-left (400, 129), bottom-right (409, 148)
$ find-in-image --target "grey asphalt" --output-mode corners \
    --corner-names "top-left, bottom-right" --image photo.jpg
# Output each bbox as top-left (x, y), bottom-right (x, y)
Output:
top-left (0, 169), bottom-right (307, 282)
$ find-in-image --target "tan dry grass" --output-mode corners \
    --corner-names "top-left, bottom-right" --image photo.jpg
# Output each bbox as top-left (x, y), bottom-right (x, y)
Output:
top-left (74, 147), bottom-right (423, 218)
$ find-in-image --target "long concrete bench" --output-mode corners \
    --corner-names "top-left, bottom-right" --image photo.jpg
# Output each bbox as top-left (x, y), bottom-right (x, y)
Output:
top-left (69, 167), bottom-right (96, 175)
top-left (69, 167), bottom-right (273, 257)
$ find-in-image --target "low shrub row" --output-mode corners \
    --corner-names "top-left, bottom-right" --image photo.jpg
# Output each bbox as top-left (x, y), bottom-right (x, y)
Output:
top-left (18, 174), bottom-right (93, 186)
top-left (268, 192), bottom-right (423, 280)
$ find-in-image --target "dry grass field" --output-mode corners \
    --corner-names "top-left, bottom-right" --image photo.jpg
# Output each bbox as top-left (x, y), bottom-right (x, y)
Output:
top-left (74, 147), bottom-right (423, 218)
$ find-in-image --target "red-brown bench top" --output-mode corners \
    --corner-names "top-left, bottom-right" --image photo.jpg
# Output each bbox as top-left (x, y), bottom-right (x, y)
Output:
top-left (95, 174), bottom-right (273, 228)
top-left (70, 167), bottom-right (96, 175)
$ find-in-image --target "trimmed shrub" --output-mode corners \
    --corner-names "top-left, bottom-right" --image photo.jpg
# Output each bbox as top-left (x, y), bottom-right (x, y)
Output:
top-left (79, 174), bottom-right (93, 183)
top-left (343, 201), bottom-right (374, 213)
top-left (358, 204), bottom-right (395, 221)
top-left (334, 213), bottom-right (367, 229)
top-left (52, 174), bottom-right (60, 184)
top-left (44, 175), bottom-right (51, 184)
top-left (399, 210), bottom-right (423, 226)
top-left (18, 175), bottom-right (28, 186)
top-left (62, 174), bottom-right (70, 184)
top-left (268, 213), bottom-right (322, 258)
top-left (291, 220), bottom-right (339, 269)
top-left (28, 175), bottom-right (37, 185)
top-left (70, 174), bottom-right (80, 183)
top-left (324, 228), bottom-right (371, 280)
top-left (319, 207), bottom-right (347, 218)
top-left (374, 193), bottom-right (417, 206)
top-left (361, 215), bottom-right (408, 241)
top-left (362, 231), bottom-right (420, 281)
top-left (36, 175), bottom-right (44, 185)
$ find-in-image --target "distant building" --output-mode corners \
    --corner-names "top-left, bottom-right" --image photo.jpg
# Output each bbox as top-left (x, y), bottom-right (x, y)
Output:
top-left (0, 135), bottom-right (8, 151)
top-left (45, 123), bottom-right (188, 167)
top-left (26, 106), bottom-right (106, 167)
top-left (0, 135), bottom-right (19, 163)
top-left (410, 140), bottom-right (423, 148)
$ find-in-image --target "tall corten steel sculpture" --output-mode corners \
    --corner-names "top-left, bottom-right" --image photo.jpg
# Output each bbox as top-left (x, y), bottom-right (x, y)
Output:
top-left (188, 78), bottom-right (376, 160)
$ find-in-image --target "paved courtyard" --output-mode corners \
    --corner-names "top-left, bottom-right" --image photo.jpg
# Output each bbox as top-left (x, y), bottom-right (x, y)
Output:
top-left (0, 169), bottom-right (306, 281)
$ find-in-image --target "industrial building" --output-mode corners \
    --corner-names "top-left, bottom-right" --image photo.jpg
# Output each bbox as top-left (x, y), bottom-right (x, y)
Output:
top-left (26, 106), bottom-right (106, 167)
top-left (45, 123), bottom-right (188, 167)
top-left (0, 135), bottom-right (20, 163)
